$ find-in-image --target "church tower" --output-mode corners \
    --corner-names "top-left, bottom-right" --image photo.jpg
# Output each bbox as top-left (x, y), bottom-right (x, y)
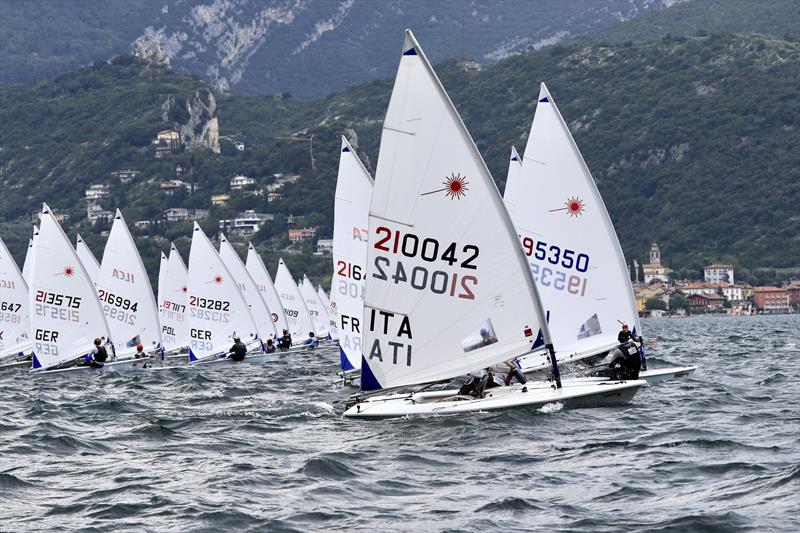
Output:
top-left (650, 242), bottom-right (661, 266)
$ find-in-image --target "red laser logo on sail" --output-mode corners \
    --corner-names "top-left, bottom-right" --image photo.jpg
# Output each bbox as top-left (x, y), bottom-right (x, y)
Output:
top-left (62, 266), bottom-right (75, 277)
top-left (550, 196), bottom-right (585, 217)
top-left (421, 173), bottom-right (469, 200)
top-left (213, 275), bottom-right (223, 284)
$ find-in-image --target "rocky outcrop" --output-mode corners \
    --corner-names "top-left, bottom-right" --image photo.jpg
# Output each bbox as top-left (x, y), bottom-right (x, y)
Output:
top-left (161, 90), bottom-right (221, 153)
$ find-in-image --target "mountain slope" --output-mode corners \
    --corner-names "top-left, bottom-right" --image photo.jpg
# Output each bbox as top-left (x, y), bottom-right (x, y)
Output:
top-left (0, 34), bottom-right (798, 282)
top-left (1, 0), bottom-right (679, 98)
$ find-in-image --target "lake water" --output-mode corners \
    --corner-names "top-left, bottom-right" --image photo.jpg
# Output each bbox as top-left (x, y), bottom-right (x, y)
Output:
top-left (1, 314), bottom-right (798, 532)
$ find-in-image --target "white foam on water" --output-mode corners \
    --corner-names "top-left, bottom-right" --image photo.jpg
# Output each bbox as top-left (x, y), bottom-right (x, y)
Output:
top-left (538, 402), bottom-right (564, 414)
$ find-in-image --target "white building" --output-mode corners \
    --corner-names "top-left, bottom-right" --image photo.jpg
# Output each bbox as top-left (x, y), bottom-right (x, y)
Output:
top-left (230, 175), bottom-right (256, 190)
top-left (85, 184), bottom-right (111, 201)
top-left (315, 239), bottom-right (333, 255)
top-left (163, 208), bottom-right (209, 222)
top-left (86, 203), bottom-right (113, 225)
top-left (704, 264), bottom-right (735, 284)
top-left (219, 211), bottom-right (274, 237)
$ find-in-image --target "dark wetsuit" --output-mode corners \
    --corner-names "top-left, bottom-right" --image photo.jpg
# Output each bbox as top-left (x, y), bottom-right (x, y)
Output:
top-left (229, 341), bottom-right (247, 362)
top-left (605, 342), bottom-right (641, 380)
top-left (459, 372), bottom-right (502, 398)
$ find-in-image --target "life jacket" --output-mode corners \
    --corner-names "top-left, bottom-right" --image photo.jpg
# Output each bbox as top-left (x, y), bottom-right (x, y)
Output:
top-left (94, 345), bottom-right (109, 363)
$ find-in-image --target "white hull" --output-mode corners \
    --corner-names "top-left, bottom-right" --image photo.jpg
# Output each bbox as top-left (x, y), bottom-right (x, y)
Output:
top-left (638, 366), bottom-right (697, 385)
top-left (189, 351), bottom-right (289, 367)
top-left (31, 358), bottom-right (153, 375)
top-left (0, 359), bottom-right (31, 370)
top-left (344, 379), bottom-right (645, 418)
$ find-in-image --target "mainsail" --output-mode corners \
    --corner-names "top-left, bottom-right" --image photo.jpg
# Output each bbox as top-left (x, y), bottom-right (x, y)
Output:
top-left (332, 136), bottom-right (374, 371)
top-left (361, 30), bottom-right (551, 391)
top-left (504, 83), bottom-right (641, 366)
top-left (158, 243), bottom-right (189, 352)
top-left (317, 286), bottom-right (338, 341)
top-left (300, 275), bottom-right (329, 338)
top-left (245, 243), bottom-right (289, 334)
top-left (76, 233), bottom-right (101, 285)
top-left (219, 234), bottom-right (277, 344)
top-left (96, 210), bottom-right (162, 357)
top-left (274, 259), bottom-right (315, 337)
top-left (29, 204), bottom-right (112, 369)
top-left (22, 225), bottom-right (38, 288)
top-left (0, 236), bottom-right (32, 358)
top-left (187, 223), bottom-right (258, 361)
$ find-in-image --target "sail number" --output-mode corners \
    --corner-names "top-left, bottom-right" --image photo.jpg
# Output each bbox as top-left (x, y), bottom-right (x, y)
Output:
top-left (35, 290), bottom-right (81, 309)
top-left (189, 296), bottom-right (230, 311)
top-left (1, 279), bottom-right (17, 289)
top-left (337, 261), bottom-right (362, 280)
top-left (521, 237), bottom-right (589, 272)
top-left (0, 302), bottom-right (22, 313)
top-left (161, 300), bottom-right (186, 313)
top-left (98, 289), bottom-right (138, 311)
top-left (374, 227), bottom-right (479, 269)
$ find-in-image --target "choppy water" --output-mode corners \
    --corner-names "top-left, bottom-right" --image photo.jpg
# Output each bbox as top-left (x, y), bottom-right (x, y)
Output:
top-left (1, 315), bottom-right (798, 532)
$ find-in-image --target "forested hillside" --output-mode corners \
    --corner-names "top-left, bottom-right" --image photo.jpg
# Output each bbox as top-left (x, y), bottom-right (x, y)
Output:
top-left (1, 33), bottom-right (798, 286)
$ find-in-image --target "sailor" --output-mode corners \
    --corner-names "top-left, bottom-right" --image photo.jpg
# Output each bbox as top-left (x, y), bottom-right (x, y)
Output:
top-left (503, 359), bottom-right (528, 386)
top-left (303, 331), bottom-right (319, 349)
top-left (600, 325), bottom-right (642, 380)
top-left (458, 367), bottom-right (503, 398)
top-left (228, 336), bottom-right (247, 362)
top-left (264, 338), bottom-right (276, 354)
top-left (86, 338), bottom-right (109, 368)
top-left (134, 343), bottom-right (146, 359)
top-left (277, 329), bottom-right (292, 352)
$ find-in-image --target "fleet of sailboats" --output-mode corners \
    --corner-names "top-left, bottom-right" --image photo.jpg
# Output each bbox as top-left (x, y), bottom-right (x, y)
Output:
top-left (0, 29), bottom-right (695, 418)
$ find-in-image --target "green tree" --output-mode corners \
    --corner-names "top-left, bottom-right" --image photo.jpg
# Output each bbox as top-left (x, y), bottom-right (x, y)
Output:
top-left (645, 297), bottom-right (667, 311)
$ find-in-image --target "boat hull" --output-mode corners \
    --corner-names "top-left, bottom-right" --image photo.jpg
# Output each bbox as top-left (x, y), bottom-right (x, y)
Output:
top-left (31, 357), bottom-right (153, 375)
top-left (343, 379), bottom-right (645, 418)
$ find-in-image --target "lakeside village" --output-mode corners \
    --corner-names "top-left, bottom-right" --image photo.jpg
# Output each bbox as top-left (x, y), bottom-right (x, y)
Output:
top-left (631, 243), bottom-right (798, 318)
top-left (41, 129), bottom-right (799, 317)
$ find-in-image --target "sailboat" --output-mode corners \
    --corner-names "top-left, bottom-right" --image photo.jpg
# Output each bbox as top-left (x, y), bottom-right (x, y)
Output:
top-left (316, 285), bottom-right (338, 341)
top-left (503, 83), bottom-right (696, 385)
top-left (219, 233), bottom-right (278, 347)
top-left (245, 243), bottom-right (290, 335)
top-left (186, 223), bottom-right (269, 366)
top-left (28, 204), bottom-right (144, 373)
top-left (158, 242), bottom-right (189, 354)
top-left (76, 233), bottom-right (101, 285)
top-left (95, 210), bottom-right (162, 359)
top-left (300, 274), bottom-right (329, 339)
top-left (274, 259), bottom-right (315, 339)
top-left (332, 136), bottom-right (374, 374)
top-left (0, 235), bottom-right (32, 367)
top-left (344, 30), bottom-right (644, 418)
top-left (21, 225), bottom-right (38, 288)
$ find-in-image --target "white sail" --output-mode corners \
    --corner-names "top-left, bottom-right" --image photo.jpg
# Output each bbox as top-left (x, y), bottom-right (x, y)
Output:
top-left (29, 204), bottom-right (112, 369)
top-left (158, 243), bottom-right (189, 352)
top-left (300, 275), bottom-right (329, 337)
top-left (317, 286), bottom-right (338, 341)
top-left (76, 233), bottom-right (101, 285)
top-left (332, 136), bottom-right (374, 370)
top-left (219, 234), bottom-right (277, 344)
top-left (187, 223), bottom-right (259, 361)
top-left (22, 225), bottom-right (38, 288)
top-left (95, 210), bottom-right (162, 357)
top-left (504, 83), bottom-right (641, 365)
top-left (274, 259), bottom-right (315, 337)
top-left (0, 236), bottom-right (32, 358)
top-left (360, 30), bottom-right (550, 391)
top-left (245, 243), bottom-right (289, 334)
